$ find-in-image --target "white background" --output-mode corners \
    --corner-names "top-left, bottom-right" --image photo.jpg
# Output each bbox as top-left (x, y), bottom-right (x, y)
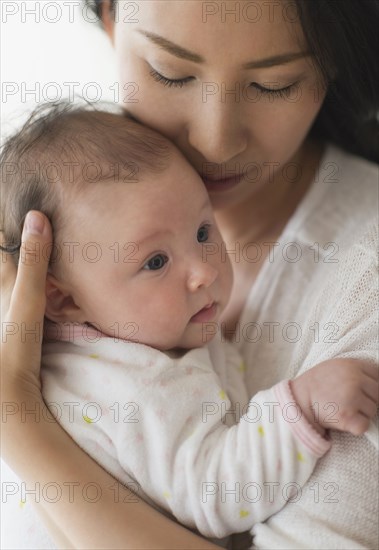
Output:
top-left (1, 0), bottom-right (118, 141)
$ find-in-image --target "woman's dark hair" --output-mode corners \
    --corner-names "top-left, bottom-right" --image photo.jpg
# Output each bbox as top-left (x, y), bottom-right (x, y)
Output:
top-left (86, 0), bottom-right (378, 163)
top-left (295, 0), bottom-right (378, 163)
top-left (85, 0), bottom-right (115, 19)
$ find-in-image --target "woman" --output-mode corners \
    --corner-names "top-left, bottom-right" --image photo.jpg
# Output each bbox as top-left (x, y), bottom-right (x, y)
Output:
top-left (1, 1), bottom-right (378, 548)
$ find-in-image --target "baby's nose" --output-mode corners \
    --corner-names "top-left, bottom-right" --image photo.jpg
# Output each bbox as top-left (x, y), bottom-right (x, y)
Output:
top-left (187, 261), bottom-right (218, 292)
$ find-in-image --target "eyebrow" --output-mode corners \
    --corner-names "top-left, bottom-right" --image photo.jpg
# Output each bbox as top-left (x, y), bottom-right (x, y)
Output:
top-left (136, 29), bottom-right (309, 68)
top-left (137, 30), bottom-right (204, 63)
top-left (242, 52), bottom-right (309, 69)
top-left (136, 229), bottom-right (169, 249)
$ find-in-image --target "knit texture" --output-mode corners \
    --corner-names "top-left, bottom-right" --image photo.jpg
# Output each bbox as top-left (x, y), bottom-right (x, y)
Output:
top-left (239, 145), bottom-right (378, 549)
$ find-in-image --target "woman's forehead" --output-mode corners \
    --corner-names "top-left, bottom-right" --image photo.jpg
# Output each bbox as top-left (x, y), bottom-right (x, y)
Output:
top-left (118, 0), bottom-right (305, 63)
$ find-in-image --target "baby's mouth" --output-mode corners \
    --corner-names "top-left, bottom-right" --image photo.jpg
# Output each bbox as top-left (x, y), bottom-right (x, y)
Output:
top-left (190, 302), bottom-right (217, 323)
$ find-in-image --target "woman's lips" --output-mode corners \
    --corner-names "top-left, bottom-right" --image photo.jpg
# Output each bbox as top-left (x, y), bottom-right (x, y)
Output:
top-left (202, 173), bottom-right (244, 192)
top-left (190, 302), bottom-right (217, 323)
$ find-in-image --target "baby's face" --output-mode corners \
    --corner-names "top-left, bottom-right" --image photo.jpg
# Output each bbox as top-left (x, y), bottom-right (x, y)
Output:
top-left (49, 149), bottom-right (233, 350)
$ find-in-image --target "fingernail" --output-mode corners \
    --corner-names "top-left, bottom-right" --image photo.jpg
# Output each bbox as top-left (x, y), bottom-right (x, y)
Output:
top-left (24, 211), bottom-right (45, 235)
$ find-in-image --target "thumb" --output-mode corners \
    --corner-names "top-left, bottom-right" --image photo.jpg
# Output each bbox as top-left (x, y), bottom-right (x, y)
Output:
top-left (1, 230), bottom-right (17, 318)
top-left (10, 211), bottom-right (53, 323)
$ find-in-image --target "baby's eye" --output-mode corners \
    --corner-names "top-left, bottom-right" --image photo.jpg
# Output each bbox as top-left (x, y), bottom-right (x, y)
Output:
top-left (143, 254), bottom-right (168, 271)
top-left (197, 224), bottom-right (210, 243)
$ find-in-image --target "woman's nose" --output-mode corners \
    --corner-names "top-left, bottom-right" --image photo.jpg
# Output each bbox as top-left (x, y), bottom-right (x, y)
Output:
top-left (186, 260), bottom-right (218, 293)
top-left (187, 96), bottom-right (248, 164)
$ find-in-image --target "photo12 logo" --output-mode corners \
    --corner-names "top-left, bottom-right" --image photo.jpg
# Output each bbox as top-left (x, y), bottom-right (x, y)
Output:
top-left (202, 1), bottom-right (300, 24)
top-left (1, 1), bottom-right (140, 24)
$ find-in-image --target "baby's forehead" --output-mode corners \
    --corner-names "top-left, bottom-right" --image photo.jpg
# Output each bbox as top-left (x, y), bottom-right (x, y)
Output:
top-left (63, 155), bottom-right (204, 222)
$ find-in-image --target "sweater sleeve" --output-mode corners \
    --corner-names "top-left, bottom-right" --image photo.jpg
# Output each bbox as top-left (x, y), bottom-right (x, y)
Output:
top-left (296, 222), bottom-right (379, 448)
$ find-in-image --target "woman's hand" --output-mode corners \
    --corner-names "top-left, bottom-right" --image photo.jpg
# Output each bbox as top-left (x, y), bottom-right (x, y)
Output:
top-left (1, 211), bottom-right (52, 410)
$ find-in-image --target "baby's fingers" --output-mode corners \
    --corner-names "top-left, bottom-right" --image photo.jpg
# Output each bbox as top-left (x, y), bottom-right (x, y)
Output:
top-left (345, 412), bottom-right (372, 436)
top-left (362, 363), bottom-right (379, 381)
top-left (357, 396), bottom-right (378, 422)
top-left (339, 388), bottom-right (378, 436)
top-left (362, 376), bottom-right (379, 405)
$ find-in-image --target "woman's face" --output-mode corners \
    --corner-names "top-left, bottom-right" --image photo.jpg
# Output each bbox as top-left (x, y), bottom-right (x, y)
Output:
top-left (103, 0), bottom-right (326, 210)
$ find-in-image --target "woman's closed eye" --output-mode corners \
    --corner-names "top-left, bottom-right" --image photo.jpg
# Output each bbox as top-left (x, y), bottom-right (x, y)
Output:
top-left (149, 68), bottom-right (194, 88)
top-left (250, 81), bottom-right (299, 99)
top-left (149, 67), bottom-right (298, 98)
top-left (143, 253), bottom-right (169, 271)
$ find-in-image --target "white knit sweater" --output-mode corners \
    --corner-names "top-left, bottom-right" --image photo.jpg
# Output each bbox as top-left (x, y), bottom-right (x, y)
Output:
top-left (237, 144), bottom-right (378, 549)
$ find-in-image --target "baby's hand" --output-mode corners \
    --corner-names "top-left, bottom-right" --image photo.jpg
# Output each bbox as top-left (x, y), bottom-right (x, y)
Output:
top-left (291, 359), bottom-right (379, 437)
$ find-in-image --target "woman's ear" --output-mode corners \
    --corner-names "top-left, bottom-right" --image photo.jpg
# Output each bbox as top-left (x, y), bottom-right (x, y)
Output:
top-left (45, 273), bottom-right (87, 324)
top-left (101, 0), bottom-right (115, 44)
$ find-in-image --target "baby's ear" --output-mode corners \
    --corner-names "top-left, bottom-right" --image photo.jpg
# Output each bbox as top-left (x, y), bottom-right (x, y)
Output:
top-left (45, 273), bottom-right (86, 324)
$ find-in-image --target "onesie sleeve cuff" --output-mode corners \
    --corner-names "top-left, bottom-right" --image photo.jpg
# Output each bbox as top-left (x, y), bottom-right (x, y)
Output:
top-left (273, 380), bottom-right (332, 457)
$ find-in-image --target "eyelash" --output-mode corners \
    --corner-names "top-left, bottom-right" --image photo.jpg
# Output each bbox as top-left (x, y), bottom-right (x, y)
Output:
top-left (253, 82), bottom-right (296, 99)
top-left (149, 69), bottom-right (193, 88)
top-left (149, 68), bottom-right (297, 97)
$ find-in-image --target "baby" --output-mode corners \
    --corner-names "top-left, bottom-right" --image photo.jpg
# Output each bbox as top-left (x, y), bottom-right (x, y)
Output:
top-left (1, 103), bottom-right (377, 547)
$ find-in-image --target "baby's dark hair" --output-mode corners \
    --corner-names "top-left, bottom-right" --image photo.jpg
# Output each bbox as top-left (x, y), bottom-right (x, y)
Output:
top-left (0, 101), bottom-right (171, 265)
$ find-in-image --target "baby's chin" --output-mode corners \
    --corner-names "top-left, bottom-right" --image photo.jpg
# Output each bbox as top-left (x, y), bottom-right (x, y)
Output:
top-left (162, 322), bottom-right (220, 352)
